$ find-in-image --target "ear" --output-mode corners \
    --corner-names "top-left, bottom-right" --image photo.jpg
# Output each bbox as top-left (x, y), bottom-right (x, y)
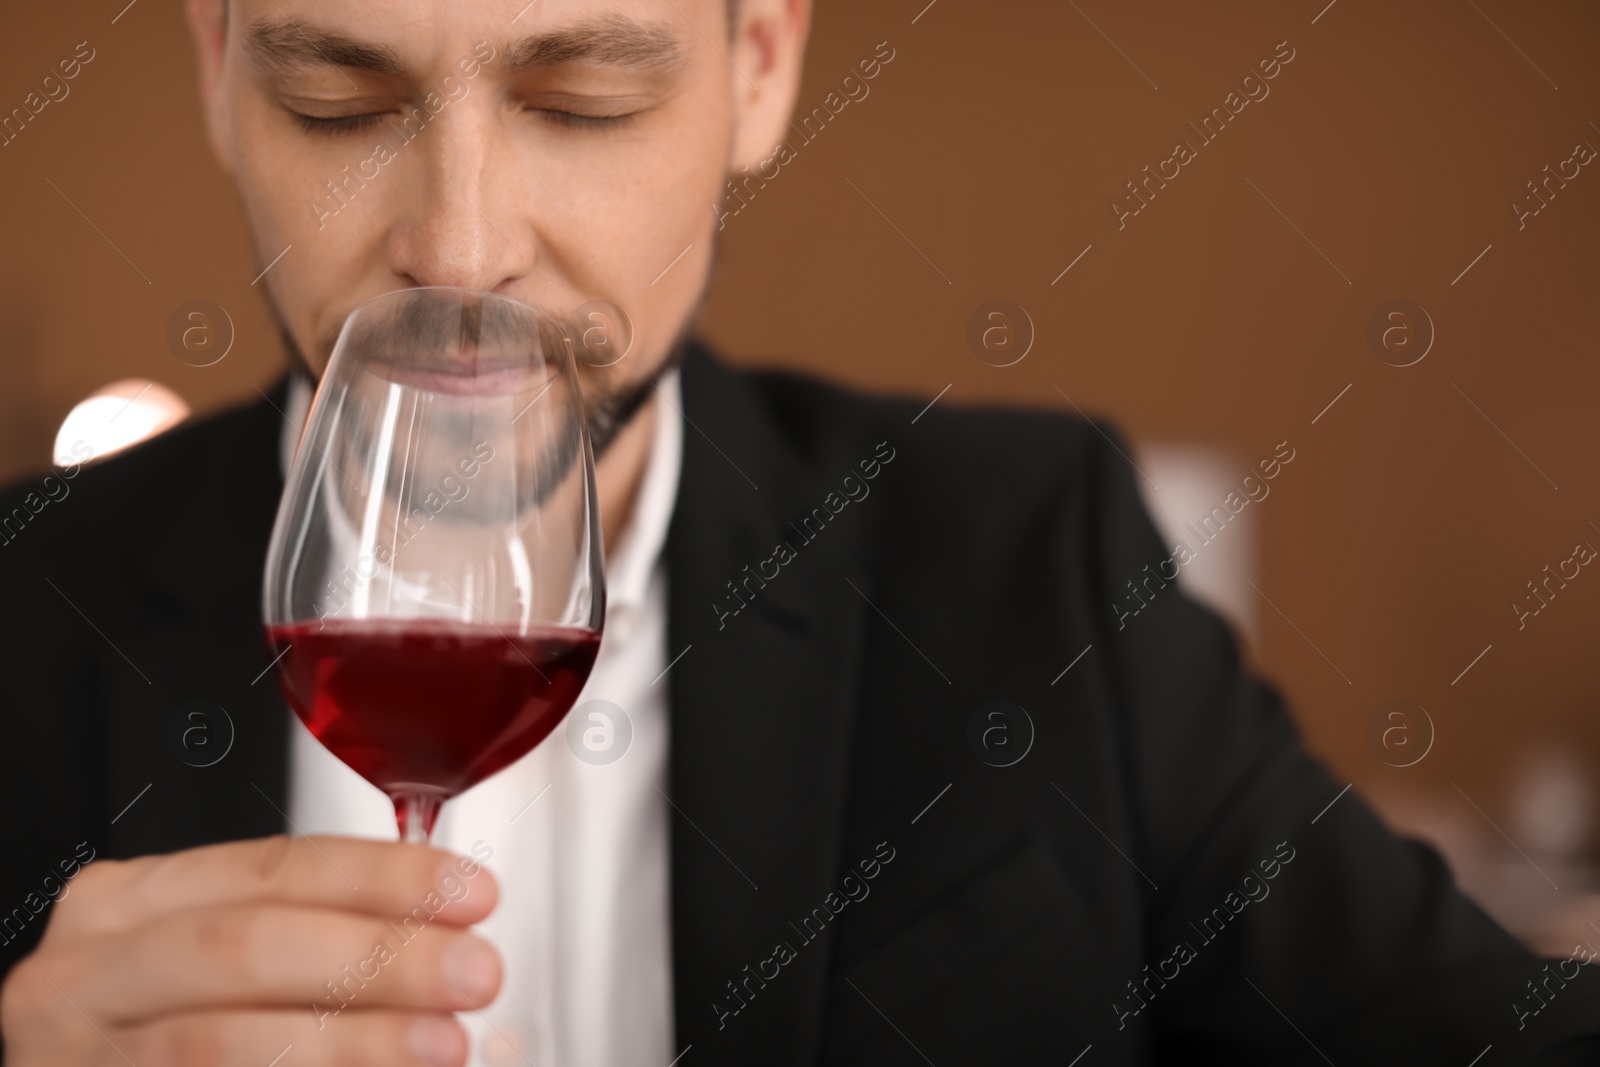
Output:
top-left (727, 0), bottom-right (813, 170)
top-left (186, 0), bottom-right (234, 173)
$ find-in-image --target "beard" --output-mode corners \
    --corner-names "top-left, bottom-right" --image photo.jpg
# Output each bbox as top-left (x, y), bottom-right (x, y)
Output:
top-left (268, 286), bottom-right (692, 466)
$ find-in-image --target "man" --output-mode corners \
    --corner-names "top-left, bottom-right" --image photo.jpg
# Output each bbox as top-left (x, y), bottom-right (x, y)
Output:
top-left (0, 0), bottom-right (1596, 1064)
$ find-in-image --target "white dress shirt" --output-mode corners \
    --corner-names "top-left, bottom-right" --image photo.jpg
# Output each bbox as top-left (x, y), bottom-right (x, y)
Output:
top-left (281, 368), bottom-right (681, 1067)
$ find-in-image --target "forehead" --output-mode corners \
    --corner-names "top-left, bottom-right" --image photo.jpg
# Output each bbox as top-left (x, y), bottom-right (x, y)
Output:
top-left (235, 0), bottom-right (723, 76)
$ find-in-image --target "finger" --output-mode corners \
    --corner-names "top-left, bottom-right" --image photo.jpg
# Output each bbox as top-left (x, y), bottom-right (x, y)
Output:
top-left (60, 903), bottom-right (502, 1022)
top-left (0, 966), bottom-right (463, 1067)
top-left (54, 835), bottom-right (497, 936)
top-left (115, 1009), bottom-right (469, 1067)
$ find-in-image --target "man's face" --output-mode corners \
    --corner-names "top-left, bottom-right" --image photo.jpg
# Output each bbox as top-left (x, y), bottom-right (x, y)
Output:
top-left (188, 0), bottom-right (804, 442)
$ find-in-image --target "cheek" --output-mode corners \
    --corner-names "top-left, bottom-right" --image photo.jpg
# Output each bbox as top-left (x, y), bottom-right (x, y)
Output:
top-left (228, 90), bottom-right (339, 234)
top-left (532, 95), bottom-right (729, 382)
top-left (225, 94), bottom-right (397, 359)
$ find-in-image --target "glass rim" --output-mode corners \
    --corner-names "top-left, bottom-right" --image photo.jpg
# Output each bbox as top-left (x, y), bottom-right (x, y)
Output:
top-left (328, 285), bottom-right (580, 396)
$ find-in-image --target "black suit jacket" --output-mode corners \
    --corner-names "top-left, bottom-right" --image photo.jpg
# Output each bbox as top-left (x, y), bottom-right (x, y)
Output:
top-left (2, 345), bottom-right (1597, 1065)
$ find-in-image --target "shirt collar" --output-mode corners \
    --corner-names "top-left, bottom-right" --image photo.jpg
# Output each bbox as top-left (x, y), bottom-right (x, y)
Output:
top-left (601, 366), bottom-right (682, 617)
top-left (277, 366), bottom-right (683, 619)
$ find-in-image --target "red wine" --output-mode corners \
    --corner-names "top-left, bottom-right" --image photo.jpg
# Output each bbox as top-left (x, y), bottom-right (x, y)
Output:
top-left (265, 618), bottom-right (600, 836)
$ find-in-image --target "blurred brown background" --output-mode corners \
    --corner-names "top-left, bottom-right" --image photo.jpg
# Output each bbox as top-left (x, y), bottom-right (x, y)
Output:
top-left (3, 0), bottom-right (1599, 949)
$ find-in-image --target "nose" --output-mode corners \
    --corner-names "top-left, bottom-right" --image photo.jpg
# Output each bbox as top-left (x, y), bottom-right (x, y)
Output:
top-left (385, 104), bottom-right (534, 293)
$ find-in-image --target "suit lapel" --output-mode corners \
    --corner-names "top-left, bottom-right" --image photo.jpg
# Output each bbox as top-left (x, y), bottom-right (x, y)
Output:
top-left (100, 377), bottom-right (293, 857)
top-left (666, 347), bottom-right (870, 1064)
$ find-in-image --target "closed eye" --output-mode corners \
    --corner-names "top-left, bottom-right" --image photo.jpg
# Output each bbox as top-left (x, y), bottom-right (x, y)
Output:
top-left (532, 108), bottom-right (633, 130)
top-left (288, 106), bottom-right (636, 135)
top-left (292, 111), bottom-right (391, 135)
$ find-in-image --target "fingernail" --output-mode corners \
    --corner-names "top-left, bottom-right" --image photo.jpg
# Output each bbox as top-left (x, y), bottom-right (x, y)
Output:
top-left (442, 935), bottom-right (500, 1003)
top-left (409, 1014), bottom-right (465, 1067)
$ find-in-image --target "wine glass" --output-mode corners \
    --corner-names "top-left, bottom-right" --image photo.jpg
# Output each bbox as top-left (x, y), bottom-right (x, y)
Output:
top-left (261, 287), bottom-right (605, 843)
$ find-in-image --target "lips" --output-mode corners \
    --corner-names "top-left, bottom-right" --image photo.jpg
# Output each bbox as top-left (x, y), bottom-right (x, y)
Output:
top-left (364, 355), bottom-right (557, 398)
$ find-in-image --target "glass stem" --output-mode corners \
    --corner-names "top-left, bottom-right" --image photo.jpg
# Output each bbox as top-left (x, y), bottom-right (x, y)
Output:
top-left (395, 792), bottom-right (442, 844)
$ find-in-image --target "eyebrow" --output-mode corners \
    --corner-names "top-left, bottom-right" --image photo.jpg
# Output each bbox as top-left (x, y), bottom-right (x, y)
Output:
top-left (246, 22), bottom-right (405, 77)
top-left (245, 14), bottom-right (687, 79)
top-left (501, 14), bottom-right (687, 74)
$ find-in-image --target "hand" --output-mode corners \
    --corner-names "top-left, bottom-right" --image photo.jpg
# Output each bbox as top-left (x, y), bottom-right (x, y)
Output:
top-left (0, 835), bottom-right (501, 1066)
